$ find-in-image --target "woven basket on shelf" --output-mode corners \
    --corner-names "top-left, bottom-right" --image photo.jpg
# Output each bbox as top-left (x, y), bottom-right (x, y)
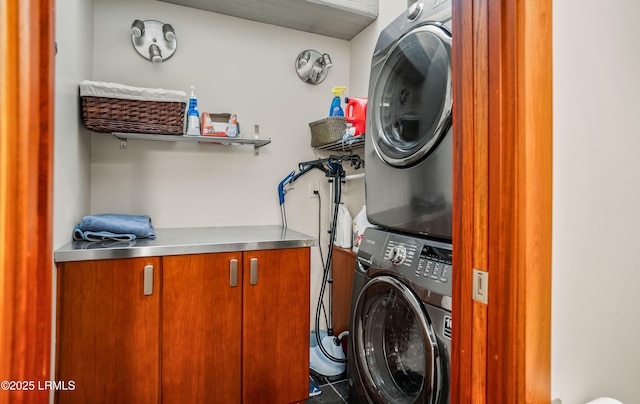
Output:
top-left (81, 96), bottom-right (186, 135)
top-left (309, 116), bottom-right (346, 147)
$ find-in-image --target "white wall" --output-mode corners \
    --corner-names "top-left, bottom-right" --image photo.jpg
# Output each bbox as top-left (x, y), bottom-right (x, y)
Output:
top-left (91, 0), bottom-right (350, 229)
top-left (90, 0), bottom-right (355, 330)
top-left (53, 0), bottom-right (93, 249)
top-left (552, 1), bottom-right (640, 403)
top-left (52, 0), bottom-right (94, 401)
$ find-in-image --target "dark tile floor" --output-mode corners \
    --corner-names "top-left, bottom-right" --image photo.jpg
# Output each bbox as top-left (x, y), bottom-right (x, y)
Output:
top-left (306, 372), bottom-right (348, 404)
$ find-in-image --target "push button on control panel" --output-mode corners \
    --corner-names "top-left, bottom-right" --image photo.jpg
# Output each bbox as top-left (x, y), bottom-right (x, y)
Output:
top-left (415, 245), bottom-right (452, 283)
top-left (441, 264), bottom-right (451, 283)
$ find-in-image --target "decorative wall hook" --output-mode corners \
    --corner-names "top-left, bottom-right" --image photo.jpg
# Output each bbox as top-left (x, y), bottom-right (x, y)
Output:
top-left (131, 19), bottom-right (177, 63)
top-left (295, 49), bottom-right (332, 84)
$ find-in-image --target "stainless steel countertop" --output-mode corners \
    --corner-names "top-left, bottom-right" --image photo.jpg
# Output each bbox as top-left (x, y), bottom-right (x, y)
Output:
top-left (54, 225), bottom-right (317, 262)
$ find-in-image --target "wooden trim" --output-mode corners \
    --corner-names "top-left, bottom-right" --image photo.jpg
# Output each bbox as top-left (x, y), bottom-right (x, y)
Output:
top-left (452, 0), bottom-right (552, 402)
top-left (451, 0), bottom-right (475, 401)
top-left (0, 0), bottom-right (54, 402)
top-left (486, 0), bottom-right (519, 401)
top-left (520, 1), bottom-right (553, 400)
top-left (471, 0), bottom-right (489, 402)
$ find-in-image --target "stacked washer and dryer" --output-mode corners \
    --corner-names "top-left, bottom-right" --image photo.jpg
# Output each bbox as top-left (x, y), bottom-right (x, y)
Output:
top-left (347, 1), bottom-right (453, 403)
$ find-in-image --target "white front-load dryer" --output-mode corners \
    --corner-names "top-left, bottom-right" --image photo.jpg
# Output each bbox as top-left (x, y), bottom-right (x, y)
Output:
top-left (365, 0), bottom-right (452, 240)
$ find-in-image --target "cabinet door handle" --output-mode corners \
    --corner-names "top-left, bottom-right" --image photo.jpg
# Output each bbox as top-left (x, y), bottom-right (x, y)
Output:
top-left (230, 259), bottom-right (238, 287)
top-left (143, 265), bottom-right (154, 296)
top-left (250, 258), bottom-right (258, 286)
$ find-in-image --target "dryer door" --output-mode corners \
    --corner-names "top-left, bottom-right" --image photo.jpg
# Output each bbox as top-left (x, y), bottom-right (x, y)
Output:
top-left (370, 24), bottom-right (452, 167)
top-left (352, 275), bottom-right (445, 404)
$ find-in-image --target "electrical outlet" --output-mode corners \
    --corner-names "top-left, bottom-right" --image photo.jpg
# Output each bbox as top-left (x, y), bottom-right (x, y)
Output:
top-left (309, 180), bottom-right (320, 197)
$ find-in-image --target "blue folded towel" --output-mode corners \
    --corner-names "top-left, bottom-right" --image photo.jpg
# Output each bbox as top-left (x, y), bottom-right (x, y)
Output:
top-left (72, 214), bottom-right (155, 242)
top-left (72, 239), bottom-right (137, 249)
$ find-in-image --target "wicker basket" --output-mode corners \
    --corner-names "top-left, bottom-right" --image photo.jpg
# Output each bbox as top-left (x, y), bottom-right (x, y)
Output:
top-left (79, 81), bottom-right (187, 135)
top-left (81, 97), bottom-right (186, 135)
top-left (309, 116), bottom-right (346, 147)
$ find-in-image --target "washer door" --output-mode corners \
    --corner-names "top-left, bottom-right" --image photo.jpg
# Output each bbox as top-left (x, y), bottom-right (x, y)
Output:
top-left (370, 24), bottom-right (452, 167)
top-left (352, 275), bottom-right (444, 404)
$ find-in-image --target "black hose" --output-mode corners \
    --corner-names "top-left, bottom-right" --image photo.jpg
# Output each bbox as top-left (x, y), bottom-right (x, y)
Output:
top-left (314, 172), bottom-right (347, 363)
top-left (316, 190), bottom-right (329, 329)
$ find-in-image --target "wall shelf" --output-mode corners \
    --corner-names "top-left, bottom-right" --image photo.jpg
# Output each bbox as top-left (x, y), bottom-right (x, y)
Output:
top-left (315, 135), bottom-right (365, 153)
top-left (112, 132), bottom-right (271, 156)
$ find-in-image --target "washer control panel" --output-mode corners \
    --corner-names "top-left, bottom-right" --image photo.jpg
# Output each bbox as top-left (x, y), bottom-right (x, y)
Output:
top-left (416, 245), bottom-right (452, 284)
top-left (358, 227), bottom-right (452, 297)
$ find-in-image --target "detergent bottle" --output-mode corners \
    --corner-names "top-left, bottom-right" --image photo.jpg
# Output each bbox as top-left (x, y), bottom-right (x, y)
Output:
top-left (345, 97), bottom-right (367, 136)
top-left (334, 204), bottom-right (352, 248)
top-left (352, 205), bottom-right (372, 253)
top-left (329, 86), bottom-right (346, 117)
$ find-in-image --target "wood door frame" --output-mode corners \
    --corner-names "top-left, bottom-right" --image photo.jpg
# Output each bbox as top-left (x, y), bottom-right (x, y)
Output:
top-left (452, 0), bottom-right (553, 402)
top-left (0, 0), bottom-right (54, 402)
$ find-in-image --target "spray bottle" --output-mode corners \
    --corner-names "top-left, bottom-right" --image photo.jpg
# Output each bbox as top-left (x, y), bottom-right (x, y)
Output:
top-left (329, 86), bottom-right (346, 117)
top-left (185, 85), bottom-right (201, 136)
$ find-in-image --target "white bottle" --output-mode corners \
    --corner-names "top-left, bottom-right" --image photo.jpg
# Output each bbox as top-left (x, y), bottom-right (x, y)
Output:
top-left (352, 205), bottom-right (371, 253)
top-left (334, 204), bottom-right (352, 249)
top-left (185, 85), bottom-right (201, 136)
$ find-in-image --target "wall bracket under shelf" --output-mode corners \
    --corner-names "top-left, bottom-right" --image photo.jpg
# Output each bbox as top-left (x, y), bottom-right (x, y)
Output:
top-left (112, 132), bottom-right (271, 156)
top-left (314, 135), bottom-right (365, 153)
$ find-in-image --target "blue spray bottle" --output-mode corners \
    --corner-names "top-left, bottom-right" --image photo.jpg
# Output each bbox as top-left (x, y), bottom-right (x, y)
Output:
top-left (185, 85), bottom-right (201, 136)
top-left (329, 87), bottom-right (346, 117)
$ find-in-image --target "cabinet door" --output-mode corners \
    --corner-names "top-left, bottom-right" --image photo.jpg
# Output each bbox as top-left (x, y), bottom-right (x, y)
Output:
top-left (162, 253), bottom-right (242, 403)
top-left (331, 247), bottom-right (356, 336)
top-left (56, 257), bottom-right (161, 404)
top-left (242, 248), bottom-right (310, 404)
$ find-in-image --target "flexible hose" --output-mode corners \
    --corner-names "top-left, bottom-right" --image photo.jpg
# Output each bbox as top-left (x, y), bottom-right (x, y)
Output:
top-left (316, 190), bottom-right (328, 328)
top-left (314, 173), bottom-right (347, 363)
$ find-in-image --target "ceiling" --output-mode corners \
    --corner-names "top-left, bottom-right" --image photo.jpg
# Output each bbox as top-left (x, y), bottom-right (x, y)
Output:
top-left (158, 0), bottom-right (379, 40)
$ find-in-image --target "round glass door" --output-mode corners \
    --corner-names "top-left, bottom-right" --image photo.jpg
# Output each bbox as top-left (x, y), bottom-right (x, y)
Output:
top-left (370, 24), bottom-right (452, 167)
top-left (353, 276), bottom-right (442, 404)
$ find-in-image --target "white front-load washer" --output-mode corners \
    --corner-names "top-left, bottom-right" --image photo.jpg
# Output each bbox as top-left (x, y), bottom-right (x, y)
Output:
top-left (365, 0), bottom-right (452, 241)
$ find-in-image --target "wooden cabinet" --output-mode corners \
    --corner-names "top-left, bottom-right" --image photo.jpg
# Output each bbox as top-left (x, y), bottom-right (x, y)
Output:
top-left (56, 257), bottom-right (162, 404)
top-left (331, 247), bottom-right (356, 336)
top-left (242, 249), bottom-right (309, 403)
top-left (162, 252), bottom-right (243, 403)
top-left (55, 248), bottom-right (310, 404)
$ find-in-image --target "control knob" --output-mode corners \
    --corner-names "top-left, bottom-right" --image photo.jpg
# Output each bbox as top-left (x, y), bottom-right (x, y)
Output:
top-left (389, 245), bottom-right (407, 266)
